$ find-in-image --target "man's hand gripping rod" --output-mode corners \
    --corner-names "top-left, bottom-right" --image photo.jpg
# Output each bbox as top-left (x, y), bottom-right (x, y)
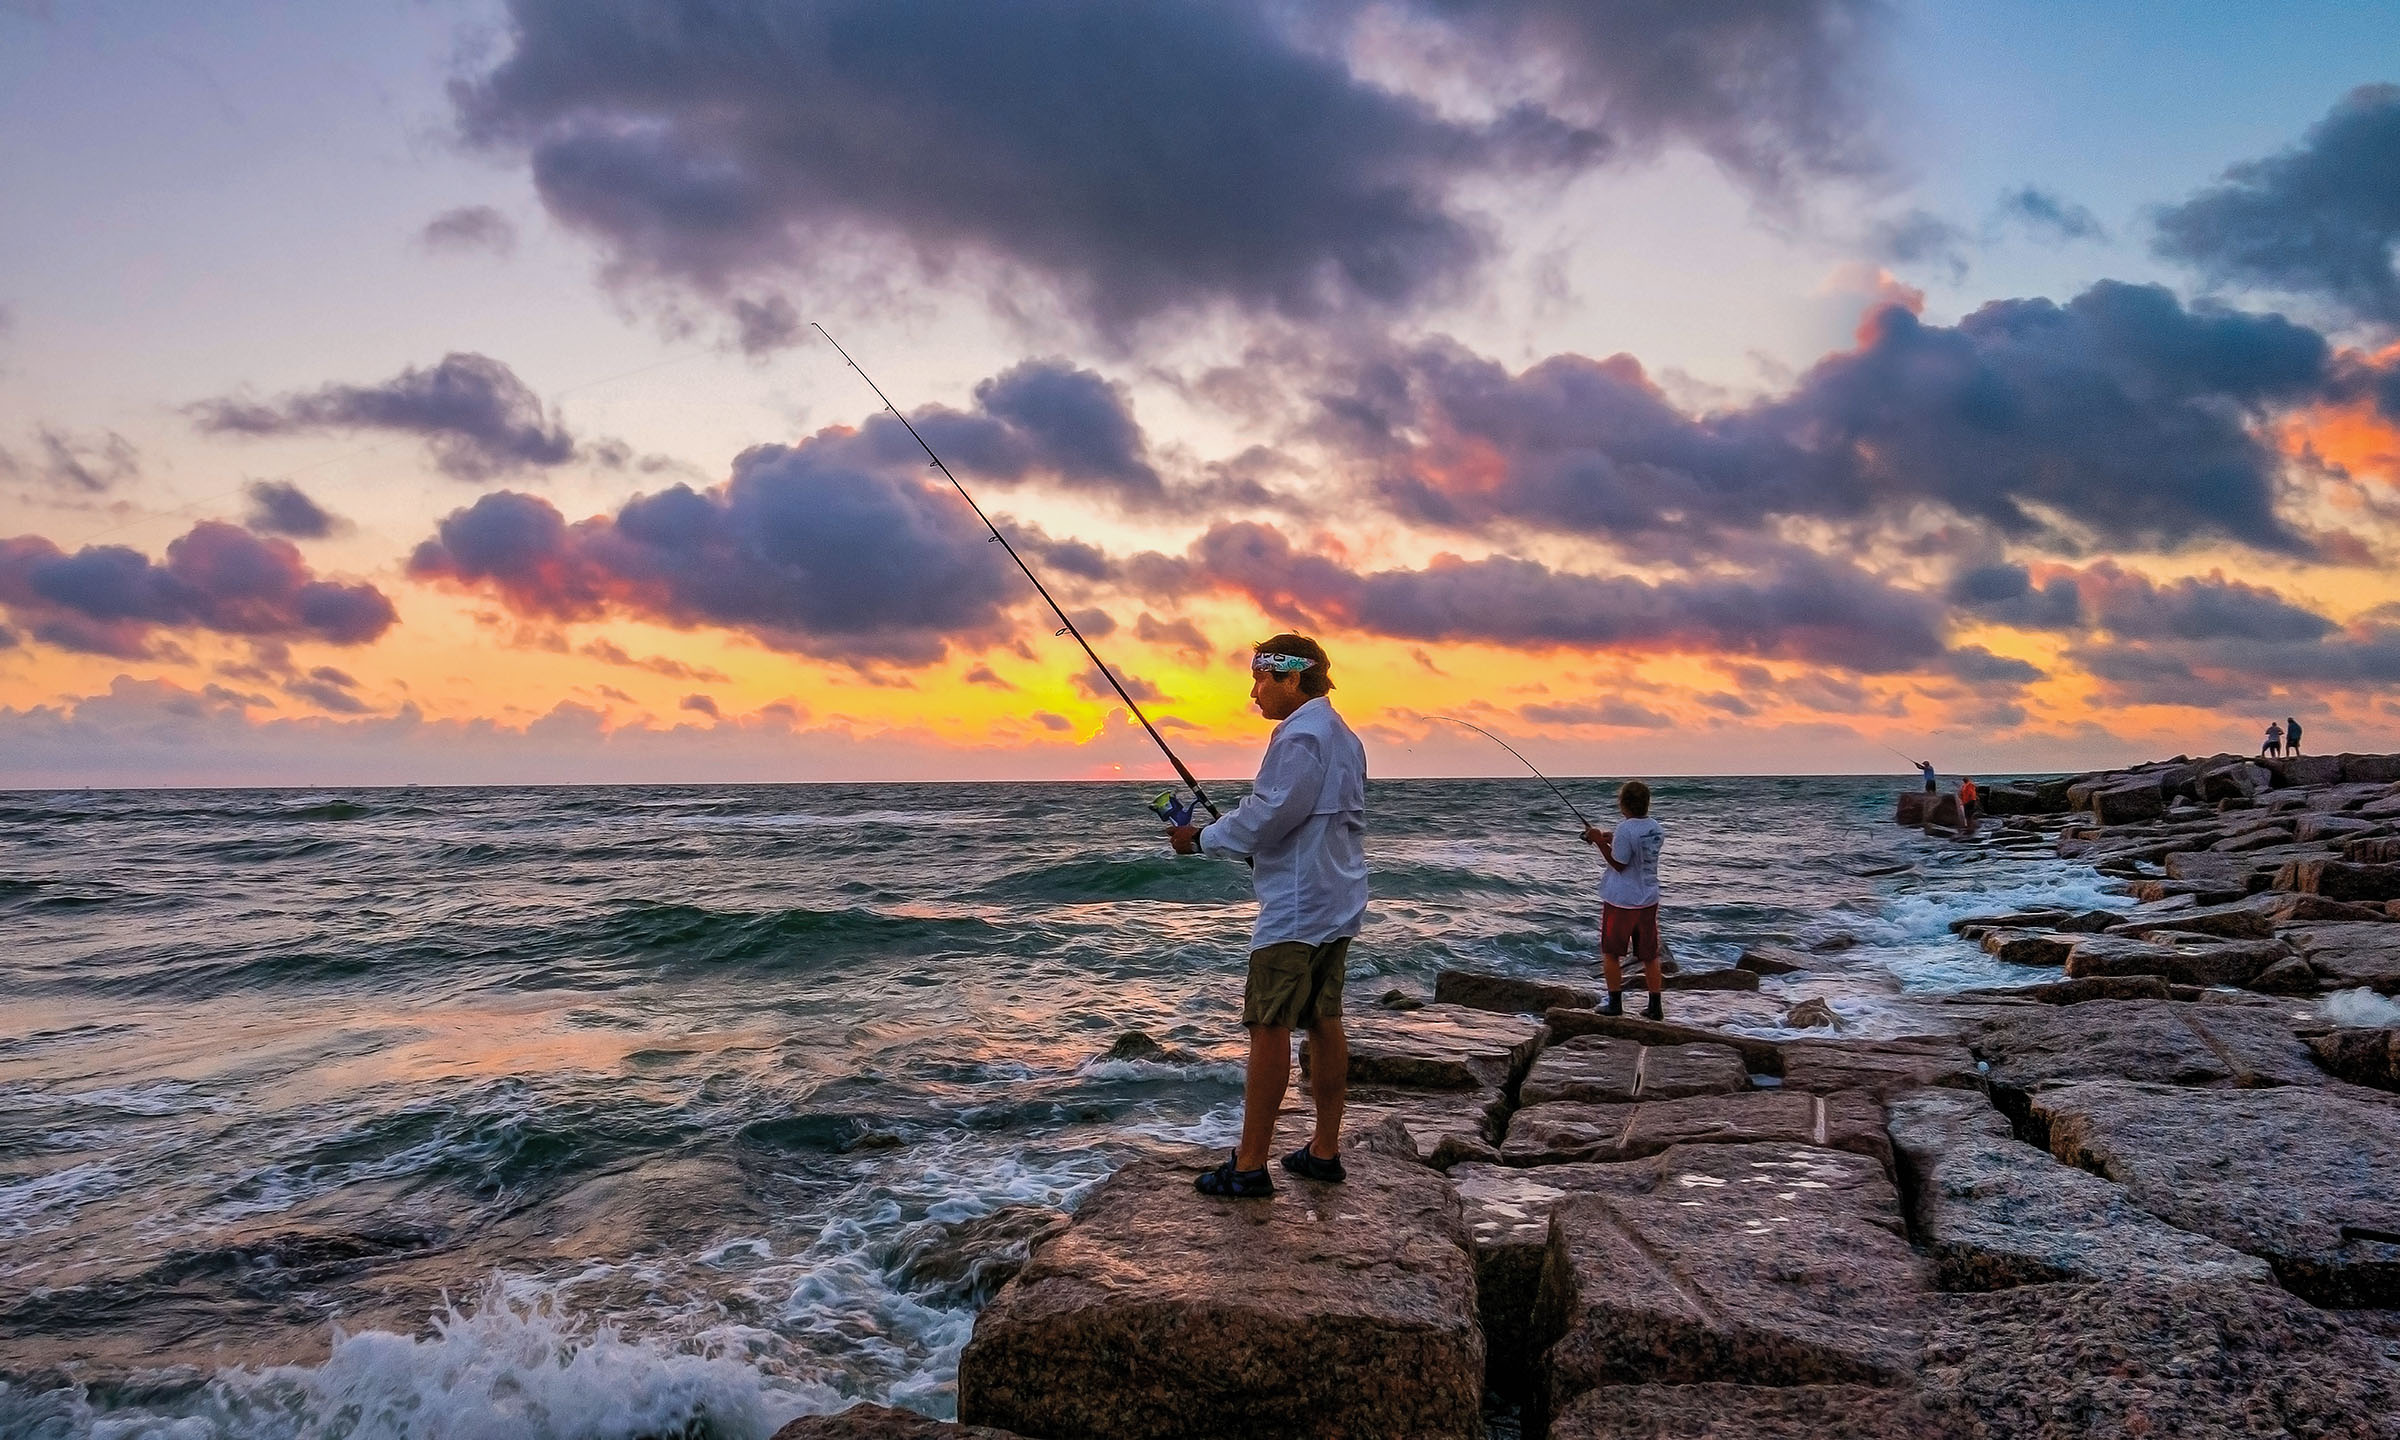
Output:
top-left (813, 324), bottom-right (1223, 822)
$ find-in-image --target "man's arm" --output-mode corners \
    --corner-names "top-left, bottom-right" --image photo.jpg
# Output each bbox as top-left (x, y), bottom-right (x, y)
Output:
top-left (1195, 732), bottom-right (1326, 860)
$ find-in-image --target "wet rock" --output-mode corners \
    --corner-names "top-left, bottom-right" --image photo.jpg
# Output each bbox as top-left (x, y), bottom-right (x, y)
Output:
top-left (2350, 837), bottom-right (2400, 864)
top-left (2213, 825), bottom-right (2298, 853)
top-left (1433, 969), bottom-right (1601, 1017)
top-left (2198, 760), bottom-right (2273, 801)
top-left (1102, 1031), bottom-right (1200, 1065)
top-left (1344, 1085), bottom-right (1507, 1169)
top-left (2282, 860), bottom-right (2400, 903)
top-left (2063, 932), bottom-right (2289, 988)
top-left (1450, 1160), bottom-right (1656, 1397)
top-left (2104, 895), bottom-right (2278, 939)
top-left (2255, 955), bottom-right (2325, 994)
top-left (1735, 944), bottom-right (1810, 975)
top-left (1544, 1007), bottom-right (1783, 1075)
top-left (1924, 793), bottom-right (1965, 830)
top-left (1974, 974), bottom-right (2171, 1004)
top-left (2087, 780), bottom-right (2164, 825)
top-left (2032, 1079), bottom-right (2400, 1306)
top-left (1312, 1003), bottom-right (1545, 1092)
top-left (1519, 1035), bottom-right (1750, 1107)
top-left (1532, 1142), bottom-right (1925, 1419)
top-left (893, 1205), bottom-right (1074, 1307)
top-left (1888, 1089), bottom-right (2274, 1291)
top-left (2255, 890), bottom-right (2394, 923)
top-left (1980, 929), bottom-right (2075, 967)
top-left (772, 1405), bottom-right (1024, 1440)
top-left (1918, 1279), bottom-right (2400, 1439)
top-left (956, 1147), bottom-right (1483, 1440)
top-left (1967, 999), bottom-right (2323, 1095)
top-left (1779, 1037), bottom-right (1981, 1096)
top-left (1894, 792), bottom-right (1930, 825)
top-left (1378, 988), bottom-right (1426, 1011)
top-left (1503, 1090), bottom-right (1892, 1173)
top-left (1545, 1385), bottom-right (1928, 1440)
top-left (2311, 1029), bottom-right (2400, 1091)
top-left (2283, 924), bottom-right (2400, 994)
top-left (2342, 754), bottom-right (2400, 785)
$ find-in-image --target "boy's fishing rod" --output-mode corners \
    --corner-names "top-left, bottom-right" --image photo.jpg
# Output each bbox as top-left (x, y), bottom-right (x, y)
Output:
top-left (1428, 715), bottom-right (1596, 828)
top-left (812, 324), bottom-right (1222, 822)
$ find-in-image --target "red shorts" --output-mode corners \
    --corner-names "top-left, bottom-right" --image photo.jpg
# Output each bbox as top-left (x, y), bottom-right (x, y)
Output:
top-left (1601, 903), bottom-right (1660, 962)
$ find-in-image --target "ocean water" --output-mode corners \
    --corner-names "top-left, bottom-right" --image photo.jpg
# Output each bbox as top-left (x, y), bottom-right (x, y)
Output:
top-left (0, 776), bottom-right (2123, 1439)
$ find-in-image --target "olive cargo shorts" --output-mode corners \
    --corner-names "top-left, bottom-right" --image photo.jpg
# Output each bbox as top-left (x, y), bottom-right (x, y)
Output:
top-left (1241, 936), bottom-right (1351, 1028)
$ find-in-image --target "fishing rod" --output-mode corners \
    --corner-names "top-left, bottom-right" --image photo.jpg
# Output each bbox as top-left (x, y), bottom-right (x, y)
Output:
top-left (812, 324), bottom-right (1223, 823)
top-left (1428, 715), bottom-right (1597, 829)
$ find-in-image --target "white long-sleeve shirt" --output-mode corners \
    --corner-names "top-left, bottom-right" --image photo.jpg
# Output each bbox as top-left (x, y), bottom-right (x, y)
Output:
top-left (1198, 696), bottom-right (1368, 949)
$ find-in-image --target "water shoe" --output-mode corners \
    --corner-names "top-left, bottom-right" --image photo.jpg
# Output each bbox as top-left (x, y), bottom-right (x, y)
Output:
top-left (1644, 992), bottom-right (1664, 1022)
top-left (1281, 1144), bottom-right (1346, 1184)
top-left (1195, 1155), bottom-right (1275, 1198)
top-left (1601, 991), bottom-right (1623, 1017)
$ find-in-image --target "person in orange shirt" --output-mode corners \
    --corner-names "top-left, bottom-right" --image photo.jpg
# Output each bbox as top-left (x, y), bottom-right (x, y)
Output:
top-left (1959, 777), bottom-right (1979, 821)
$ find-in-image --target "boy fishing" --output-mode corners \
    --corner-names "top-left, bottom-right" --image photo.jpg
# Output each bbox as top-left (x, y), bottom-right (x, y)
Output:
top-left (1583, 781), bottom-right (1665, 1020)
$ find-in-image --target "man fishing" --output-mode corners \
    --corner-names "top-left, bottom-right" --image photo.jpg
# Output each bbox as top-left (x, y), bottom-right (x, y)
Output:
top-left (1168, 634), bottom-right (1368, 1199)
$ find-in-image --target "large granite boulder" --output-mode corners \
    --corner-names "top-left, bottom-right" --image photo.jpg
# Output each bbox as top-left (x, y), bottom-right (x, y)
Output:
top-left (1660, 965), bottom-right (1760, 992)
top-left (1503, 1090), bottom-right (1892, 1173)
top-left (2352, 836), bottom-right (2400, 864)
top-left (2272, 754), bottom-right (2348, 788)
top-left (1519, 1035), bottom-right (1750, 1107)
top-left (2103, 896), bottom-right (2278, 939)
top-left (2341, 754), bottom-right (2400, 784)
top-left (2087, 780), bottom-right (2165, 825)
top-left (1546, 1385), bottom-right (1928, 1439)
top-left (2311, 1028), bottom-right (2400, 1091)
top-left (1968, 999), bottom-right (2323, 1098)
top-left (1433, 970), bottom-right (1602, 1017)
top-left (1308, 1004), bottom-right (1545, 1092)
top-left (1887, 1088), bottom-right (2274, 1290)
top-left (1735, 944), bottom-right (1811, 975)
top-left (2283, 924), bottom-right (2400, 994)
top-left (1543, 1007), bottom-right (1783, 1074)
top-left (1450, 1160), bottom-right (1656, 1397)
top-left (2032, 1079), bottom-right (2400, 1306)
top-left (1531, 1142), bottom-right (1926, 1421)
top-left (2299, 814), bottom-right (2384, 844)
top-left (1894, 792), bottom-right (1929, 825)
top-left (772, 1407), bottom-right (1022, 1440)
top-left (956, 1148), bottom-right (1484, 1440)
top-left (2283, 860), bottom-right (2400, 903)
top-left (1778, 1037), bottom-right (1981, 1096)
top-left (1980, 929), bottom-right (2075, 967)
top-left (1341, 1085), bottom-right (1507, 1169)
top-left (2063, 932), bottom-right (2290, 988)
top-left (1970, 974), bottom-right (2172, 1004)
top-left (1918, 1279), bottom-right (2400, 1438)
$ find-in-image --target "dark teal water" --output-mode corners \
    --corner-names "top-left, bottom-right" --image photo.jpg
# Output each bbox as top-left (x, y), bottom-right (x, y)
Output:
top-left (0, 777), bottom-right (2117, 1438)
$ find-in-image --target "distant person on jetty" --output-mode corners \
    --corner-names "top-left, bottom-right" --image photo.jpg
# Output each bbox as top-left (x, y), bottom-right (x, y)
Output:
top-left (2286, 715), bottom-right (2304, 755)
top-left (1168, 633), bottom-right (1367, 1199)
top-left (1583, 781), bottom-right (1666, 1021)
top-left (1917, 758), bottom-right (1937, 792)
top-left (2263, 721), bottom-right (2284, 758)
top-left (1959, 776), bottom-right (1979, 821)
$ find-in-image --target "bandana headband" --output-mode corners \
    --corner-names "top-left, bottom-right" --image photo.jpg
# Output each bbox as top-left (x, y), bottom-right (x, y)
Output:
top-left (1251, 652), bottom-right (1317, 675)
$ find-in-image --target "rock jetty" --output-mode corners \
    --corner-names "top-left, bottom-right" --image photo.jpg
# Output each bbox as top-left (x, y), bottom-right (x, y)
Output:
top-left (801, 750), bottom-right (2400, 1438)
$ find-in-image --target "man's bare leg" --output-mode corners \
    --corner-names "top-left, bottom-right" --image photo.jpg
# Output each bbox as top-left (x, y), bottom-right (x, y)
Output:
top-left (1236, 1025), bottom-right (1291, 1171)
top-left (1602, 953), bottom-right (1625, 992)
top-left (1304, 1016), bottom-right (1347, 1159)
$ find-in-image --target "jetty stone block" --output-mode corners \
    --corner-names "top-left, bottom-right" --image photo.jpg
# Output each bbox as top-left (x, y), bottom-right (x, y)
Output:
top-left (2283, 860), bottom-right (2400, 903)
top-left (1980, 928), bottom-right (2075, 967)
top-left (2088, 781), bottom-right (2164, 825)
top-left (1888, 1088), bottom-right (2274, 1291)
top-left (1310, 1003), bottom-right (1544, 1092)
top-left (1519, 1035), bottom-right (1749, 1107)
top-left (2272, 754), bottom-right (2347, 788)
top-left (1918, 1279), bottom-right (2400, 1439)
top-left (1433, 969), bottom-right (1601, 1017)
top-left (1532, 1141), bottom-right (1926, 1418)
top-left (772, 1406), bottom-right (1024, 1440)
top-left (1969, 999), bottom-right (2321, 1095)
top-left (2341, 754), bottom-right (2400, 784)
top-left (2063, 933), bottom-right (2289, 988)
top-left (1503, 1090), bottom-right (1891, 1173)
top-left (1894, 792), bottom-right (1929, 825)
top-left (2283, 923), bottom-right (2400, 994)
top-left (1343, 1085), bottom-right (1506, 1169)
top-left (1450, 1160), bottom-right (1656, 1397)
top-left (2032, 1079), bottom-right (2400, 1307)
top-left (2311, 1028), bottom-right (2400, 1091)
top-left (956, 1148), bottom-right (1483, 1440)
top-left (1735, 944), bottom-right (1810, 975)
top-left (1547, 1385), bottom-right (1929, 1440)
top-left (1778, 1036), bottom-right (1981, 1096)
top-left (1544, 1006), bottom-right (1784, 1075)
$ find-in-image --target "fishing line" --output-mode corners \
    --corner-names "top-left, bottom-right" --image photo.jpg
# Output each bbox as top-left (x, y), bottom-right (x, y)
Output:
top-left (812, 323), bottom-right (1224, 822)
top-left (1427, 714), bottom-right (1596, 829)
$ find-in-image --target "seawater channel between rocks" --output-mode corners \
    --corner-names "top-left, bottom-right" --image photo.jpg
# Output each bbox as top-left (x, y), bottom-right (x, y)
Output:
top-left (0, 775), bottom-right (2130, 1438)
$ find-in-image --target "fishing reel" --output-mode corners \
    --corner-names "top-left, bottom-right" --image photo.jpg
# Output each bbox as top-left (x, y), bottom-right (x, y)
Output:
top-left (1147, 790), bottom-right (1198, 827)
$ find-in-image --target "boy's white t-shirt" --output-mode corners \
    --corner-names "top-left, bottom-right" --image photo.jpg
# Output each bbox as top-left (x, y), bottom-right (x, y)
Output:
top-left (1600, 817), bottom-right (1663, 908)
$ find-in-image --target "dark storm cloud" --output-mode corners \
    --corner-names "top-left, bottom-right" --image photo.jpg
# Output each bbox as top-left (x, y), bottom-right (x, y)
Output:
top-left (1947, 563), bottom-right (2082, 630)
top-left (680, 693), bottom-right (721, 718)
top-left (915, 361), bottom-right (1165, 508)
top-left (1940, 645), bottom-right (2044, 686)
top-left (407, 425), bottom-right (1026, 664)
top-left (419, 205), bottom-right (519, 256)
top-left (2155, 85), bottom-right (2400, 326)
top-left (0, 521), bottom-right (397, 658)
top-left (1351, 282), bottom-right (2331, 556)
top-left (0, 429), bottom-right (140, 495)
top-left (452, 0), bottom-right (1884, 335)
top-left (242, 480), bottom-right (344, 539)
top-left (191, 353), bottom-right (578, 482)
top-left (1519, 698), bottom-right (1671, 729)
top-left (2074, 621), bottom-right (2400, 709)
top-left (2075, 563), bottom-right (2337, 644)
top-left (1145, 521), bottom-right (1947, 672)
top-left (1993, 186), bottom-right (2106, 243)
top-left (1872, 209), bottom-right (1969, 278)
top-left (286, 666), bottom-right (371, 714)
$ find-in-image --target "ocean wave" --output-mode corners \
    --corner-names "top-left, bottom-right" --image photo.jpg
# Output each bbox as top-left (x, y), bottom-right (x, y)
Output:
top-left (966, 854), bottom-right (1249, 906)
top-left (577, 901), bottom-right (1012, 968)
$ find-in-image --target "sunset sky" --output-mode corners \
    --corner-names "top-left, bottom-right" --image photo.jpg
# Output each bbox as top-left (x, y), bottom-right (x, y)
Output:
top-left (3, 0), bottom-right (2398, 787)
